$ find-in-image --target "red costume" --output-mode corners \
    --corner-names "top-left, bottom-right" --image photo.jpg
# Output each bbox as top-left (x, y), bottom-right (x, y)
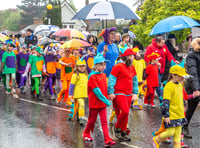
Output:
top-left (144, 39), bottom-right (175, 74)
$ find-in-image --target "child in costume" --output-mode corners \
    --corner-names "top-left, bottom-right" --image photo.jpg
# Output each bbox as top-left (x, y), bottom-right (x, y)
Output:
top-left (70, 48), bottom-right (79, 63)
top-left (0, 41), bottom-right (18, 98)
top-left (83, 53), bottom-right (116, 147)
top-left (23, 47), bottom-right (46, 101)
top-left (0, 42), bottom-right (7, 85)
top-left (132, 46), bottom-right (146, 110)
top-left (108, 48), bottom-right (138, 141)
top-left (83, 47), bottom-right (95, 74)
top-left (42, 46), bottom-right (58, 100)
top-left (152, 65), bottom-right (191, 148)
top-left (57, 48), bottom-right (75, 105)
top-left (55, 46), bottom-right (62, 91)
top-left (144, 52), bottom-right (160, 107)
top-left (68, 58), bottom-right (88, 125)
top-left (16, 44), bottom-right (29, 94)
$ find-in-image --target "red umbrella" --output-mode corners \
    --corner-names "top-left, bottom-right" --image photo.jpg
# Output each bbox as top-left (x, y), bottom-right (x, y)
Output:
top-left (53, 28), bottom-right (85, 39)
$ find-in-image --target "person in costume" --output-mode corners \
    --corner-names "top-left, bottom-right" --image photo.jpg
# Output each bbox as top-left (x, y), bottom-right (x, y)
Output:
top-left (152, 65), bottom-right (191, 148)
top-left (42, 46), bottom-right (58, 100)
top-left (54, 45), bottom-right (62, 91)
top-left (108, 48), bottom-right (138, 141)
top-left (132, 46), bottom-right (146, 109)
top-left (0, 41), bottom-right (18, 98)
top-left (23, 47), bottom-right (46, 101)
top-left (57, 48), bottom-right (75, 105)
top-left (144, 52), bottom-right (160, 107)
top-left (16, 44), bottom-right (29, 94)
top-left (83, 47), bottom-right (96, 74)
top-left (0, 42), bottom-right (7, 85)
top-left (70, 48), bottom-right (79, 63)
top-left (97, 27), bottom-right (119, 77)
top-left (82, 53), bottom-right (116, 147)
top-left (68, 58), bottom-right (88, 125)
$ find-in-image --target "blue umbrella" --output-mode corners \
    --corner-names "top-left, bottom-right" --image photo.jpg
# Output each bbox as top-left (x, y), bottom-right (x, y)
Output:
top-left (149, 16), bottom-right (200, 36)
top-left (72, 1), bottom-right (140, 20)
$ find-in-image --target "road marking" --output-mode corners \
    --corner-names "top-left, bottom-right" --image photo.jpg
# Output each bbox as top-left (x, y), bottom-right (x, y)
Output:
top-left (18, 97), bottom-right (71, 112)
top-left (120, 142), bottom-right (140, 148)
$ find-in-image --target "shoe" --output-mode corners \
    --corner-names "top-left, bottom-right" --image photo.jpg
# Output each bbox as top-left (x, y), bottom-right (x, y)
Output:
top-left (50, 94), bottom-right (56, 100)
top-left (133, 105), bottom-right (142, 110)
top-left (114, 128), bottom-right (122, 140)
top-left (105, 140), bottom-right (116, 147)
top-left (79, 118), bottom-right (85, 126)
top-left (31, 90), bottom-right (35, 97)
top-left (151, 102), bottom-right (156, 108)
top-left (12, 93), bottom-right (19, 99)
top-left (121, 131), bottom-right (131, 141)
top-left (56, 100), bottom-right (61, 104)
top-left (36, 94), bottom-right (43, 101)
top-left (21, 87), bottom-right (26, 94)
top-left (144, 103), bottom-right (148, 107)
top-left (6, 90), bottom-right (11, 95)
top-left (82, 132), bottom-right (93, 141)
top-left (163, 137), bottom-right (171, 144)
top-left (153, 136), bottom-right (159, 148)
top-left (182, 127), bottom-right (192, 138)
top-left (181, 142), bottom-right (188, 148)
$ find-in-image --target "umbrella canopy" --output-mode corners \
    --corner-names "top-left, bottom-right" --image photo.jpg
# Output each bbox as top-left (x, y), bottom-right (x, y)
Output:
top-left (72, 1), bottom-right (140, 20)
top-left (53, 29), bottom-right (85, 39)
top-left (149, 16), bottom-right (200, 36)
top-left (38, 37), bottom-right (59, 46)
top-left (0, 33), bottom-right (8, 41)
top-left (60, 39), bottom-right (91, 49)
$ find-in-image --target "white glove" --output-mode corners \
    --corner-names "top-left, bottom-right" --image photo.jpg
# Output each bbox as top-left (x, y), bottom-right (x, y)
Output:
top-left (22, 72), bottom-right (28, 77)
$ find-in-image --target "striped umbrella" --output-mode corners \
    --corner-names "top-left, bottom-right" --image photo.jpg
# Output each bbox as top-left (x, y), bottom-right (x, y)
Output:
top-left (53, 29), bottom-right (85, 39)
top-left (72, 1), bottom-right (141, 20)
top-left (0, 33), bottom-right (8, 42)
top-left (60, 39), bottom-right (91, 49)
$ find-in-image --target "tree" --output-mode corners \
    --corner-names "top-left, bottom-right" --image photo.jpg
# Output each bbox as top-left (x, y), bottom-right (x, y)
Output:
top-left (43, 0), bottom-right (62, 28)
top-left (130, 0), bottom-right (200, 47)
top-left (0, 9), bottom-right (21, 31)
top-left (17, 0), bottom-right (48, 27)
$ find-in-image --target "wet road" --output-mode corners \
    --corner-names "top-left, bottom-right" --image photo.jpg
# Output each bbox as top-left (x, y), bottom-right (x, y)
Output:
top-left (0, 86), bottom-right (200, 148)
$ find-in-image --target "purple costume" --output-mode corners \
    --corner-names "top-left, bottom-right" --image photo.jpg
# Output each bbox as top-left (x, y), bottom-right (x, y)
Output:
top-left (16, 52), bottom-right (29, 88)
top-left (83, 55), bottom-right (94, 74)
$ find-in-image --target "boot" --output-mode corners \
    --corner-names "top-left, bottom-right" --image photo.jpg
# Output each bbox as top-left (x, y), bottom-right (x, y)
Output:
top-left (114, 128), bottom-right (122, 140)
top-left (121, 131), bottom-right (131, 141)
top-left (31, 90), bottom-right (35, 97)
top-left (181, 134), bottom-right (188, 148)
top-left (182, 126), bottom-right (192, 138)
top-left (36, 94), bottom-right (43, 101)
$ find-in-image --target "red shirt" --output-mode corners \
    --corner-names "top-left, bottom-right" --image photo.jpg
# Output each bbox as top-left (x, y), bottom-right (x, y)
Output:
top-left (144, 39), bottom-right (175, 74)
top-left (88, 73), bottom-right (107, 109)
top-left (146, 64), bottom-right (159, 88)
top-left (111, 63), bottom-right (137, 95)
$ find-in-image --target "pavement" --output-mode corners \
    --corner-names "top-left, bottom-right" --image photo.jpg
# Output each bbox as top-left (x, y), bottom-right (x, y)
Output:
top-left (0, 86), bottom-right (200, 148)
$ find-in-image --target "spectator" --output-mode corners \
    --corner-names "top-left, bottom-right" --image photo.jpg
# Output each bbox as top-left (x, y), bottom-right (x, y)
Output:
top-left (25, 29), bottom-right (38, 48)
top-left (19, 31), bottom-right (26, 45)
top-left (113, 32), bottom-right (121, 45)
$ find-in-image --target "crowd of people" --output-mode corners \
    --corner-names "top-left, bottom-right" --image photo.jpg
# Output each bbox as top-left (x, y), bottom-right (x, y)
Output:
top-left (0, 27), bottom-right (200, 148)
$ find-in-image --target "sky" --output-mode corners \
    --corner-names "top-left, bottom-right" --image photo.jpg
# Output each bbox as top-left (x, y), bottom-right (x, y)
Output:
top-left (0, 0), bottom-right (136, 11)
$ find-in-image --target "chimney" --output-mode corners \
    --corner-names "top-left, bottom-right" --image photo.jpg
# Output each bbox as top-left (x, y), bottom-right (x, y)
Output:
top-left (33, 17), bottom-right (43, 24)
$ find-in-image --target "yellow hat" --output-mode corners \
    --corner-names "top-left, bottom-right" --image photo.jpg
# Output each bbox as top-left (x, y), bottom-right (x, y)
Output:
top-left (169, 65), bottom-right (188, 77)
top-left (132, 46), bottom-right (139, 52)
top-left (77, 59), bottom-right (86, 66)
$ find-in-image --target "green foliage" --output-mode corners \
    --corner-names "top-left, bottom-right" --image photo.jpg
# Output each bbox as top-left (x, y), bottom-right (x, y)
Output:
top-left (17, 0), bottom-right (48, 26)
top-left (130, 0), bottom-right (200, 47)
top-left (43, 0), bottom-right (62, 28)
top-left (0, 10), bottom-right (21, 31)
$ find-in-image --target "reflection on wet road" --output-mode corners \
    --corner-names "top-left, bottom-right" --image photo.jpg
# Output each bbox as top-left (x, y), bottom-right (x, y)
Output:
top-left (0, 87), bottom-right (200, 148)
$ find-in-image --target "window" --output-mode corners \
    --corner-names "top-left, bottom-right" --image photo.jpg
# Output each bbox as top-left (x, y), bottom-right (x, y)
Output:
top-left (69, 25), bottom-right (74, 29)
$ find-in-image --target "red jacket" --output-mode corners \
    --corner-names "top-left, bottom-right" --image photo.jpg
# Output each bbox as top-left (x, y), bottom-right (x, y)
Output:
top-left (144, 39), bottom-right (175, 74)
top-left (88, 73), bottom-right (107, 109)
top-left (146, 64), bottom-right (159, 88)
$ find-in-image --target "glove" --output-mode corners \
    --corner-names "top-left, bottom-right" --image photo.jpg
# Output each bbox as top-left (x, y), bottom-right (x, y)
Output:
top-left (22, 72), bottom-right (27, 77)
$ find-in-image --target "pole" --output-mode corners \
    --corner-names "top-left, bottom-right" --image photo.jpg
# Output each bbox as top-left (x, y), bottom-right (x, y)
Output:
top-left (48, 10), bottom-right (51, 25)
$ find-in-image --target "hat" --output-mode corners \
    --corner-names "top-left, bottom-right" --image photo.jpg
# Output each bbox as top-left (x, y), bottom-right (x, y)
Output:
top-left (7, 41), bottom-right (16, 47)
top-left (169, 65), bottom-right (188, 77)
top-left (147, 52), bottom-right (160, 61)
top-left (168, 34), bottom-right (177, 40)
top-left (122, 33), bottom-right (130, 39)
top-left (132, 46), bottom-right (140, 52)
top-left (77, 59), bottom-right (86, 66)
top-left (94, 53), bottom-right (109, 65)
top-left (88, 47), bottom-right (96, 55)
top-left (35, 46), bottom-right (44, 54)
top-left (121, 48), bottom-right (137, 57)
top-left (31, 45), bottom-right (36, 50)
top-left (98, 27), bottom-right (116, 44)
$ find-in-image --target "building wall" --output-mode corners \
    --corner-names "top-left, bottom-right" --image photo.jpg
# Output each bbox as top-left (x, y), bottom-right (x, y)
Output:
top-left (61, 3), bottom-right (85, 30)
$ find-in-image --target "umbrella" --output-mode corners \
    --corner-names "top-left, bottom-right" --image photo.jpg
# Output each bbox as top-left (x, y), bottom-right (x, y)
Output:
top-left (149, 16), bottom-right (200, 36)
top-left (0, 33), bottom-right (8, 41)
top-left (53, 29), bottom-right (85, 39)
top-left (72, 1), bottom-right (141, 20)
top-left (38, 37), bottom-right (59, 46)
top-left (60, 39), bottom-right (91, 49)
top-left (128, 31), bottom-right (136, 39)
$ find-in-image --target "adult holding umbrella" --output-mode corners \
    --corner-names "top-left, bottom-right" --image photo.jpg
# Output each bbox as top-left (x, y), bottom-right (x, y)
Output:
top-left (97, 27), bottom-right (119, 77)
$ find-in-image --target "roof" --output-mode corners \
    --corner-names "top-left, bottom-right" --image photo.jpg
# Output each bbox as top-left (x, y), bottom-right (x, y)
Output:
top-left (61, 1), bottom-right (87, 27)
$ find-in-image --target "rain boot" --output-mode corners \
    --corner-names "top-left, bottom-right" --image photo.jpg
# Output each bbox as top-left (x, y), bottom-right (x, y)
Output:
top-left (36, 94), bottom-right (43, 101)
top-left (182, 126), bottom-right (192, 138)
top-left (181, 133), bottom-right (188, 148)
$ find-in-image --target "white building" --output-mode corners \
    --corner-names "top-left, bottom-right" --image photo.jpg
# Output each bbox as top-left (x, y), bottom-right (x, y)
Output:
top-left (61, 0), bottom-right (87, 30)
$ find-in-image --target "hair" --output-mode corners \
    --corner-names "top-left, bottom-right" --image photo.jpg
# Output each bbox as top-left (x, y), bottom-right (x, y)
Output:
top-left (121, 56), bottom-right (132, 66)
top-left (73, 64), bottom-right (88, 81)
top-left (155, 36), bottom-right (165, 43)
top-left (115, 32), bottom-right (121, 37)
top-left (168, 73), bottom-right (180, 82)
top-left (191, 38), bottom-right (200, 52)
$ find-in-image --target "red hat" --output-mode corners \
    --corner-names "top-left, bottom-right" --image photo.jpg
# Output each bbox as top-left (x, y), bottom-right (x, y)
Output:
top-left (121, 48), bottom-right (137, 57)
top-left (147, 52), bottom-right (160, 61)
